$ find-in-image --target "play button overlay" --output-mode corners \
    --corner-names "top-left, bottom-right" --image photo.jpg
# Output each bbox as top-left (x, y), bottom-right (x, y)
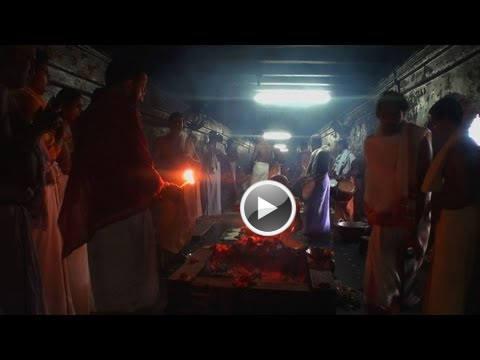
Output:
top-left (258, 197), bottom-right (277, 219)
top-left (240, 180), bottom-right (296, 236)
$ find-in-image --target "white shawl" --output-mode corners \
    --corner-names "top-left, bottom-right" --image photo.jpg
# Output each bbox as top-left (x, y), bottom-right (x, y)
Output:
top-left (422, 126), bottom-right (469, 193)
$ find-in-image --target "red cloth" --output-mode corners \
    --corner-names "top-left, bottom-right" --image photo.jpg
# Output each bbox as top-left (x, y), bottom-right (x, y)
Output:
top-left (58, 89), bottom-right (164, 257)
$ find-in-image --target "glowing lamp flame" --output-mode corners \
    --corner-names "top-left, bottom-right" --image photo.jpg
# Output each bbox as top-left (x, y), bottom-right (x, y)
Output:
top-left (183, 169), bottom-right (195, 185)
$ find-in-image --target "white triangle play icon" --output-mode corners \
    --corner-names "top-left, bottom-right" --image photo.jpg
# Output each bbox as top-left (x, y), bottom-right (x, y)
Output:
top-left (258, 197), bottom-right (278, 220)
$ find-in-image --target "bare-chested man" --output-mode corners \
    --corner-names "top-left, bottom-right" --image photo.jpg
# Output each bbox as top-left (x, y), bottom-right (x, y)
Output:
top-left (250, 135), bottom-right (274, 185)
top-left (59, 59), bottom-right (174, 313)
top-left (364, 91), bottom-right (432, 314)
top-left (422, 96), bottom-right (480, 314)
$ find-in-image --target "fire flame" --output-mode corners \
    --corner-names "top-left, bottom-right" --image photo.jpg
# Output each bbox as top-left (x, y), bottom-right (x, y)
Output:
top-left (183, 169), bottom-right (195, 185)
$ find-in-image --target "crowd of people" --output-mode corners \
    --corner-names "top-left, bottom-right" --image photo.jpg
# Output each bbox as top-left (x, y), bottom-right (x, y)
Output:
top-left (0, 45), bottom-right (247, 314)
top-left (281, 91), bottom-right (480, 315)
top-left (1, 45), bottom-right (479, 315)
top-left (245, 90), bottom-right (480, 315)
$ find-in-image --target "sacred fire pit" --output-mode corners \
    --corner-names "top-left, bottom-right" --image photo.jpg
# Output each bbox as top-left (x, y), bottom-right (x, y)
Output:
top-left (166, 231), bottom-right (337, 314)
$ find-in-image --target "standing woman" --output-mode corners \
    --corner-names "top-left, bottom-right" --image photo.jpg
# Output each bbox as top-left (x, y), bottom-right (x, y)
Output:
top-left (304, 151), bottom-right (331, 240)
top-left (49, 88), bottom-right (95, 314)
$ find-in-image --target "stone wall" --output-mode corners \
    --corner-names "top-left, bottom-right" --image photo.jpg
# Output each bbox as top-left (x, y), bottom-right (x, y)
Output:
top-left (42, 45), bottom-right (254, 162)
top-left (320, 45), bottom-right (480, 157)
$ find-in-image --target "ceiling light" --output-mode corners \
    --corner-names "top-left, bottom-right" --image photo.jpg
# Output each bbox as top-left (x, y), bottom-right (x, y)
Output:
top-left (260, 60), bottom-right (340, 65)
top-left (254, 90), bottom-right (331, 107)
top-left (469, 114), bottom-right (480, 145)
top-left (263, 132), bottom-right (292, 140)
top-left (256, 82), bottom-right (331, 87)
top-left (263, 74), bottom-right (338, 78)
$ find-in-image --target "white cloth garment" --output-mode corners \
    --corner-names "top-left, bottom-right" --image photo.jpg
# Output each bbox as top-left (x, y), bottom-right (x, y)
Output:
top-left (364, 225), bottom-right (411, 308)
top-left (422, 126), bottom-right (480, 314)
top-left (365, 121), bottom-right (430, 216)
top-left (333, 149), bottom-right (356, 177)
top-left (424, 202), bottom-right (480, 314)
top-left (422, 127), bottom-right (468, 193)
top-left (32, 161), bottom-right (75, 315)
top-left (333, 148), bottom-right (356, 222)
top-left (306, 148), bottom-right (321, 177)
top-left (230, 162), bottom-right (237, 185)
top-left (201, 141), bottom-right (222, 216)
top-left (88, 210), bottom-right (159, 313)
top-left (57, 171), bottom-right (95, 314)
top-left (152, 190), bottom-right (193, 254)
top-left (250, 161), bottom-right (269, 185)
top-left (205, 164), bottom-right (222, 216)
top-left (363, 121), bottom-right (431, 311)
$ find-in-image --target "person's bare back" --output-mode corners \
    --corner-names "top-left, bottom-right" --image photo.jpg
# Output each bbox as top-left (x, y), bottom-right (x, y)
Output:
top-left (441, 137), bottom-right (480, 210)
top-left (252, 142), bottom-right (274, 164)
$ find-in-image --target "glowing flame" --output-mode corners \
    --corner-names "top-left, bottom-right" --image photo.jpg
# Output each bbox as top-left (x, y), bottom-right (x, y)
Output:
top-left (183, 169), bottom-right (195, 185)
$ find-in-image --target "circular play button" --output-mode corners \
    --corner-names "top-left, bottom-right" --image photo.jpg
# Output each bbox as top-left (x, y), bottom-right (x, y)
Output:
top-left (240, 180), bottom-right (297, 236)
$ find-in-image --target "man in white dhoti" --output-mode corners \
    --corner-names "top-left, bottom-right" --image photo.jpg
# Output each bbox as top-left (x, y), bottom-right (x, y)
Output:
top-left (421, 96), bottom-right (480, 315)
top-left (59, 59), bottom-right (179, 313)
top-left (250, 136), bottom-right (273, 185)
top-left (364, 91), bottom-right (432, 314)
top-left (202, 131), bottom-right (222, 216)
